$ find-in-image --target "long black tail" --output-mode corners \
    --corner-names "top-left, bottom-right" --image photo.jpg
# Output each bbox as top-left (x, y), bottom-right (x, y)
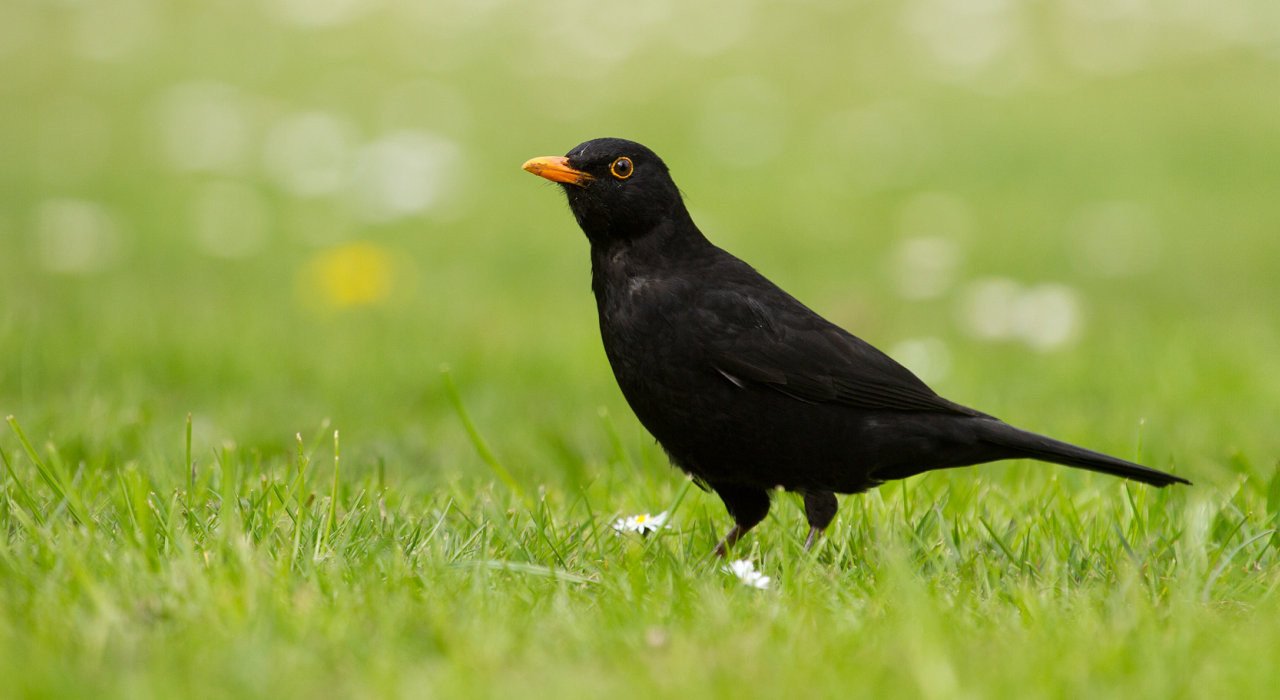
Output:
top-left (977, 421), bottom-right (1191, 487)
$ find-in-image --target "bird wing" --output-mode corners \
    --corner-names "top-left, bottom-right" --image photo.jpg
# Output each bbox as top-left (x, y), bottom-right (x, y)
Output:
top-left (699, 285), bottom-right (983, 417)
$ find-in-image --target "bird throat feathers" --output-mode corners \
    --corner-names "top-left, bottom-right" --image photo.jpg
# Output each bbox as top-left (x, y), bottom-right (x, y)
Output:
top-left (562, 179), bottom-right (692, 250)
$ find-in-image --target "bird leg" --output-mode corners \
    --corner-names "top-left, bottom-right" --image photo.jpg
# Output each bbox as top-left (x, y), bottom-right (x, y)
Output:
top-left (802, 491), bottom-right (838, 551)
top-left (711, 484), bottom-right (771, 557)
top-left (713, 525), bottom-right (747, 558)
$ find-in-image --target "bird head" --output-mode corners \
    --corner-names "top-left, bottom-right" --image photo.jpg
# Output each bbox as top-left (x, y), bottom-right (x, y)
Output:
top-left (523, 138), bottom-right (687, 247)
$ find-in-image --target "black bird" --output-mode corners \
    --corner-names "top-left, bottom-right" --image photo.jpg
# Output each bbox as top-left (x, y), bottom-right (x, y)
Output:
top-left (523, 137), bottom-right (1189, 556)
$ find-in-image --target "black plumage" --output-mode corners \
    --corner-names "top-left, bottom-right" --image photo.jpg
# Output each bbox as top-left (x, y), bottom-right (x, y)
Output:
top-left (523, 137), bottom-right (1189, 555)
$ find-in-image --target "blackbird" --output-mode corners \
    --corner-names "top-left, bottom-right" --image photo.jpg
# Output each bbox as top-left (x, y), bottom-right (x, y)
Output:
top-left (523, 137), bottom-right (1189, 556)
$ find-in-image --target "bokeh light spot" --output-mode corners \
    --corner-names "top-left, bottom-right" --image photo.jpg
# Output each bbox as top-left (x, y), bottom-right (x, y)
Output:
top-left (270, 0), bottom-right (378, 28)
top-left (958, 277), bottom-right (1084, 350)
top-left (263, 111), bottom-right (356, 198)
top-left (70, 0), bottom-right (158, 62)
top-left (299, 242), bottom-right (396, 309)
top-left (1056, 0), bottom-right (1155, 75)
top-left (890, 337), bottom-right (952, 383)
top-left (1018, 283), bottom-right (1083, 351)
top-left (154, 82), bottom-right (253, 173)
top-left (349, 131), bottom-right (463, 223)
top-left (34, 199), bottom-right (124, 274)
top-left (905, 0), bottom-right (1019, 78)
top-left (891, 236), bottom-right (963, 300)
top-left (959, 276), bottom-right (1023, 341)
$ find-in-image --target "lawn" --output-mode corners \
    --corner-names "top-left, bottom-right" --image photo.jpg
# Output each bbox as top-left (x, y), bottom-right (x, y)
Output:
top-left (2, 1), bottom-right (1279, 697)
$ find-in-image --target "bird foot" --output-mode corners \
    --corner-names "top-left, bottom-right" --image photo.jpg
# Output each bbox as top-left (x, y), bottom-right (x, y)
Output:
top-left (712, 525), bottom-right (745, 558)
top-left (803, 526), bottom-right (822, 552)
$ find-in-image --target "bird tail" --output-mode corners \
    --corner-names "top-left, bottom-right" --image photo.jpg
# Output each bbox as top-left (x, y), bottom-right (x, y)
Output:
top-left (976, 421), bottom-right (1190, 487)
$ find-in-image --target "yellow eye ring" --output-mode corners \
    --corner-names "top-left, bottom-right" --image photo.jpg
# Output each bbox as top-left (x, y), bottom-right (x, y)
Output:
top-left (609, 156), bottom-right (634, 180)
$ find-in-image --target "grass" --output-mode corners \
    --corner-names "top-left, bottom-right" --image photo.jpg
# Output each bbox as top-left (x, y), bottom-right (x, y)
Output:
top-left (2, 409), bottom-right (1278, 698)
top-left (3, 1), bottom-right (1280, 697)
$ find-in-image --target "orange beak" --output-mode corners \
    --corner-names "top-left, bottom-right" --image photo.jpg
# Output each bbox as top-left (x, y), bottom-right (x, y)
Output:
top-left (522, 156), bottom-right (594, 186)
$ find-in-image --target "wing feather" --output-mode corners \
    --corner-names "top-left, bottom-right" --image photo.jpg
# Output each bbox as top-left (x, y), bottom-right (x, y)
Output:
top-left (698, 285), bottom-right (982, 417)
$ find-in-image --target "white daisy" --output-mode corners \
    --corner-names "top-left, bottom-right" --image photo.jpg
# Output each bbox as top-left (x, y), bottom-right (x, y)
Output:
top-left (724, 559), bottom-right (772, 590)
top-left (612, 511), bottom-right (669, 535)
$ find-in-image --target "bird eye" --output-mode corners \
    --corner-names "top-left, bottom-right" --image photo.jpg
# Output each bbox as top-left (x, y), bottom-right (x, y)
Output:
top-left (609, 157), bottom-right (634, 180)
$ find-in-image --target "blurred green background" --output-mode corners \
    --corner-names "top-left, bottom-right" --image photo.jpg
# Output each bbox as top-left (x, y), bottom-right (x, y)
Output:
top-left (1, 0), bottom-right (1278, 486)
top-left (4, 2), bottom-right (1280, 698)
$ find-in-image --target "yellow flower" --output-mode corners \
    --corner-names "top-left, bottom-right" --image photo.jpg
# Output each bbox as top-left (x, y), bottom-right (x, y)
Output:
top-left (299, 242), bottom-right (395, 309)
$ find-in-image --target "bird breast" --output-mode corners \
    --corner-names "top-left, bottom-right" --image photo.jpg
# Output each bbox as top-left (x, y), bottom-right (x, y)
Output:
top-left (627, 276), bottom-right (656, 298)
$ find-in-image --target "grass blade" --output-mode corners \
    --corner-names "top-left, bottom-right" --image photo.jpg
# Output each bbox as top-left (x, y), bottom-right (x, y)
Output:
top-left (440, 366), bottom-right (528, 506)
top-left (6, 416), bottom-right (83, 525)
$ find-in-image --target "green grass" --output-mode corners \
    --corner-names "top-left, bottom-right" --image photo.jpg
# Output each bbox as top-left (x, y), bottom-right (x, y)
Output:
top-left (3, 1), bottom-right (1280, 697)
top-left (2, 410), bottom-right (1278, 698)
